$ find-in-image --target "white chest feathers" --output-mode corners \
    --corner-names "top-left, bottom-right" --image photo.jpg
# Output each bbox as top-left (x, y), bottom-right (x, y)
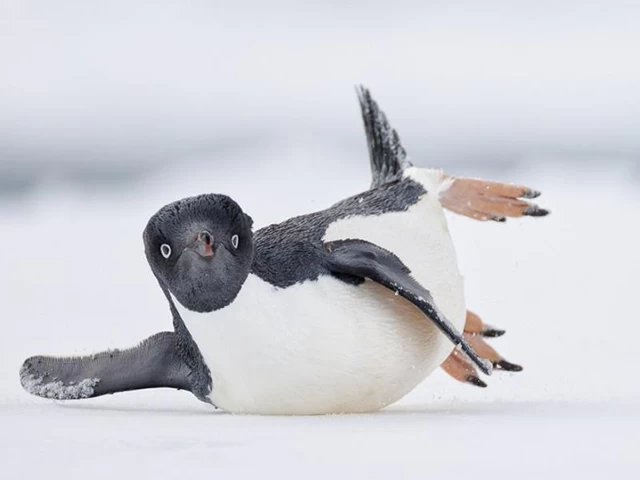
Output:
top-left (175, 178), bottom-right (465, 414)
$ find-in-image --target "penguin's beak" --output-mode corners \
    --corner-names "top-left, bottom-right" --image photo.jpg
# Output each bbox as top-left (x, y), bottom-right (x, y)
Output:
top-left (188, 231), bottom-right (215, 258)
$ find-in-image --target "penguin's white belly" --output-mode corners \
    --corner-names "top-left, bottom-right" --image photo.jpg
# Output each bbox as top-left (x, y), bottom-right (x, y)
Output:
top-left (177, 170), bottom-right (465, 414)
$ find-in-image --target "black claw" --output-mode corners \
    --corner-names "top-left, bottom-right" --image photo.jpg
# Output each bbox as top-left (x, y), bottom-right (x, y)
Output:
top-left (523, 205), bottom-right (550, 217)
top-left (466, 376), bottom-right (488, 388)
top-left (523, 189), bottom-right (541, 199)
top-left (494, 360), bottom-right (523, 372)
top-left (491, 216), bottom-right (507, 223)
top-left (482, 327), bottom-right (506, 338)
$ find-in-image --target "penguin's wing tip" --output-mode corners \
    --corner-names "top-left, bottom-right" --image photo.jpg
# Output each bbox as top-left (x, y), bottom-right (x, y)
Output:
top-left (20, 357), bottom-right (100, 400)
top-left (19, 332), bottom-right (196, 401)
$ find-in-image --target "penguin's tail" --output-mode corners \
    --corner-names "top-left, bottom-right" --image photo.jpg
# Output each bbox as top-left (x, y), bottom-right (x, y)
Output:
top-left (356, 85), bottom-right (413, 189)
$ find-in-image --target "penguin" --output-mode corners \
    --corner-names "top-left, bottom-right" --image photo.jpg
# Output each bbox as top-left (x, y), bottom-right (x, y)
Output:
top-left (20, 86), bottom-right (548, 414)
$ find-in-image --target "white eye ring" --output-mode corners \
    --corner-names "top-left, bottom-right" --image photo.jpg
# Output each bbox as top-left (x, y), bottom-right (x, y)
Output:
top-left (231, 234), bottom-right (239, 249)
top-left (160, 244), bottom-right (172, 259)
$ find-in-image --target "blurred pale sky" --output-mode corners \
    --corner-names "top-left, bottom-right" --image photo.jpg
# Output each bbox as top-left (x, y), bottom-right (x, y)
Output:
top-left (1, 0), bottom-right (639, 190)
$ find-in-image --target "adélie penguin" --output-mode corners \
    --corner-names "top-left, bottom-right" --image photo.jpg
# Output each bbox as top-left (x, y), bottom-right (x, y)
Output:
top-left (20, 87), bottom-right (548, 414)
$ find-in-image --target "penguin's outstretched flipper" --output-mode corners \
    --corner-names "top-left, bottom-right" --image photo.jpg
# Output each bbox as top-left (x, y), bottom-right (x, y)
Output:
top-left (325, 239), bottom-right (493, 376)
top-left (20, 332), bottom-right (192, 400)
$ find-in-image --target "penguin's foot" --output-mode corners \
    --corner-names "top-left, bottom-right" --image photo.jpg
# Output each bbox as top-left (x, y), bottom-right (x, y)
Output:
top-left (440, 176), bottom-right (549, 222)
top-left (440, 310), bottom-right (523, 387)
top-left (441, 348), bottom-right (488, 388)
top-left (460, 310), bottom-right (506, 338)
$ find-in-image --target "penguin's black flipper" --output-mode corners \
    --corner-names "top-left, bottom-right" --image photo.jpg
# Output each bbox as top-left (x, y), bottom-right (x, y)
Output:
top-left (356, 85), bottom-right (413, 189)
top-left (20, 332), bottom-right (193, 400)
top-left (325, 239), bottom-right (493, 376)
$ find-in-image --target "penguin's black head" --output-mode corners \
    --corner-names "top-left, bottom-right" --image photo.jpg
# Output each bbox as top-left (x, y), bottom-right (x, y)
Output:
top-left (143, 194), bottom-right (254, 313)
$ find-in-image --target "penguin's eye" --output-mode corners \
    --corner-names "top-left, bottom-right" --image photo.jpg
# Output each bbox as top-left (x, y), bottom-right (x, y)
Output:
top-left (231, 234), bottom-right (239, 249)
top-left (160, 244), bottom-right (172, 259)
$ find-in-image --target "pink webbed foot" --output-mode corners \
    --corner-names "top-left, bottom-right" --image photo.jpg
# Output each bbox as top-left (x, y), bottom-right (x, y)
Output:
top-left (441, 310), bottom-right (522, 388)
top-left (440, 176), bottom-right (549, 222)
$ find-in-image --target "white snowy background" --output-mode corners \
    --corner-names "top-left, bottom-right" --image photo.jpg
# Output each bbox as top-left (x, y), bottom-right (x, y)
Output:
top-left (1, 1), bottom-right (639, 479)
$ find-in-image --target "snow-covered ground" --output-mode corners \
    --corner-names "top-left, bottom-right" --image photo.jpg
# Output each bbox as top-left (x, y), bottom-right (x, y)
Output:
top-left (0, 147), bottom-right (638, 478)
